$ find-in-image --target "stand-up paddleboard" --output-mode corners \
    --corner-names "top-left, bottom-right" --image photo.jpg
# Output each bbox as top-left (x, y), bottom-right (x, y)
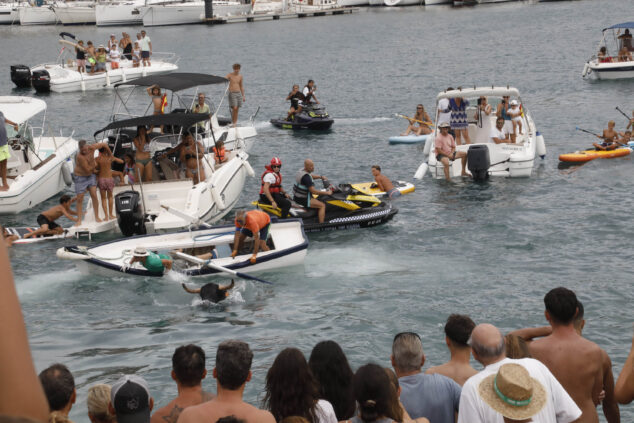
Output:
top-left (559, 147), bottom-right (631, 163)
top-left (388, 134), bottom-right (429, 145)
top-left (350, 181), bottom-right (415, 197)
top-left (5, 227), bottom-right (72, 245)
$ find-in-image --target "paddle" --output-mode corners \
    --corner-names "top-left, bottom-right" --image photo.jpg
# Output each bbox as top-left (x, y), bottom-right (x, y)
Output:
top-left (575, 126), bottom-right (603, 138)
top-left (396, 114), bottom-right (435, 127)
top-left (173, 251), bottom-right (273, 285)
top-left (616, 106), bottom-right (630, 121)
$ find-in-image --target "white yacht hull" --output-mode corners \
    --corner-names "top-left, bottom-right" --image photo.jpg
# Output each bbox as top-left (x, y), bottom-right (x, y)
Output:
top-left (141, 2), bottom-right (250, 26)
top-left (424, 0), bottom-right (451, 4)
top-left (0, 4), bottom-right (19, 24)
top-left (19, 5), bottom-right (58, 25)
top-left (96, 2), bottom-right (143, 25)
top-left (53, 5), bottom-right (96, 25)
top-left (384, 0), bottom-right (421, 6)
top-left (583, 59), bottom-right (634, 80)
top-left (336, 0), bottom-right (367, 5)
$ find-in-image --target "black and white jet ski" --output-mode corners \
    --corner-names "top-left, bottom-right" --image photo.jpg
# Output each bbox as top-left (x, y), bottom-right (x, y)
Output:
top-left (270, 103), bottom-right (334, 131)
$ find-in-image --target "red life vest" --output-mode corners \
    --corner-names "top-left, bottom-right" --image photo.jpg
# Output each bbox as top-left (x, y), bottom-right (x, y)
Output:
top-left (260, 166), bottom-right (282, 194)
top-left (212, 146), bottom-right (226, 163)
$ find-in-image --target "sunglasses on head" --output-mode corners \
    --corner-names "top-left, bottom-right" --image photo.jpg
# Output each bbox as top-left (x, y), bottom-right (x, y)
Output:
top-left (393, 331), bottom-right (421, 342)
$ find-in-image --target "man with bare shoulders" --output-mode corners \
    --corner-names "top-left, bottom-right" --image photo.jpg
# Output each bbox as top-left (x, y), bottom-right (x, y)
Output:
top-left (593, 121), bottom-right (620, 151)
top-left (426, 314), bottom-right (477, 386)
top-left (23, 195), bottom-right (78, 239)
top-left (226, 64), bottom-right (245, 126)
top-left (529, 288), bottom-right (620, 423)
top-left (150, 345), bottom-right (214, 423)
top-left (177, 340), bottom-right (275, 423)
top-left (371, 165), bottom-right (400, 199)
top-left (75, 140), bottom-right (108, 226)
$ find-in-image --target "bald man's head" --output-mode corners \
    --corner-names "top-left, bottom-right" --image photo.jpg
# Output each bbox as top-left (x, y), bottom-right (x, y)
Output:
top-left (304, 159), bottom-right (314, 172)
top-left (470, 323), bottom-right (505, 365)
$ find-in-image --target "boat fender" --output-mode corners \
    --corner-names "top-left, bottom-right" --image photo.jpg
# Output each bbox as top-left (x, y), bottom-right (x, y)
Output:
top-left (414, 162), bottom-right (428, 180)
top-left (121, 68), bottom-right (126, 83)
top-left (210, 186), bottom-right (226, 210)
top-left (105, 71), bottom-right (111, 87)
top-left (422, 136), bottom-right (433, 156)
top-left (582, 63), bottom-right (590, 78)
top-left (536, 132), bottom-right (546, 159)
top-left (80, 78), bottom-right (86, 92)
top-left (61, 161), bottom-right (73, 185)
top-left (55, 247), bottom-right (88, 260)
top-left (243, 159), bottom-right (255, 177)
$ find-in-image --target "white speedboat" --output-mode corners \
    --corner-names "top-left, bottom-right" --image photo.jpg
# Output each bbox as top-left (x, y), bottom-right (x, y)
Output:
top-left (10, 33), bottom-right (179, 93)
top-left (111, 72), bottom-right (258, 153)
top-left (290, 0), bottom-right (337, 12)
top-left (52, 1), bottom-right (96, 25)
top-left (414, 86), bottom-right (546, 181)
top-left (57, 218), bottom-right (308, 277)
top-left (0, 2), bottom-right (22, 24)
top-left (582, 23), bottom-right (634, 80)
top-left (66, 112), bottom-right (255, 238)
top-left (96, 0), bottom-right (143, 25)
top-left (383, 0), bottom-right (420, 6)
top-left (423, 0), bottom-right (451, 4)
top-left (140, 0), bottom-right (250, 26)
top-left (18, 3), bottom-right (58, 25)
top-left (252, 0), bottom-right (284, 14)
top-left (0, 96), bottom-right (77, 214)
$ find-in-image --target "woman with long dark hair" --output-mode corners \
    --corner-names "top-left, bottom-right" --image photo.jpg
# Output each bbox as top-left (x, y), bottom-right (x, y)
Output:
top-left (308, 340), bottom-right (355, 421)
top-left (264, 348), bottom-right (337, 423)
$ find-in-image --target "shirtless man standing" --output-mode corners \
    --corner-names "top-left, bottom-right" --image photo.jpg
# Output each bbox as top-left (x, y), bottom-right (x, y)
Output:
top-left (530, 287), bottom-right (620, 423)
top-left (371, 165), bottom-right (399, 199)
top-left (74, 140), bottom-right (108, 226)
top-left (226, 64), bottom-right (245, 126)
top-left (426, 314), bottom-right (477, 386)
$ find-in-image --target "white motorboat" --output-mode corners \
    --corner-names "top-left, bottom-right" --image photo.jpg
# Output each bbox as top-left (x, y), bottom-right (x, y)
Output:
top-left (65, 112), bottom-right (255, 238)
top-left (0, 2), bottom-right (23, 24)
top-left (52, 1), bottom-right (96, 24)
top-left (336, 0), bottom-right (366, 6)
top-left (111, 73), bottom-right (258, 153)
top-left (96, 0), bottom-right (143, 25)
top-left (414, 86), bottom-right (546, 181)
top-left (290, 0), bottom-right (337, 12)
top-left (57, 218), bottom-right (308, 277)
top-left (18, 3), bottom-right (58, 25)
top-left (582, 22), bottom-right (634, 80)
top-left (252, 0), bottom-right (284, 14)
top-left (423, 0), bottom-right (451, 4)
top-left (0, 96), bottom-right (77, 214)
top-left (384, 0), bottom-right (421, 6)
top-left (10, 33), bottom-right (179, 93)
top-left (139, 0), bottom-right (250, 26)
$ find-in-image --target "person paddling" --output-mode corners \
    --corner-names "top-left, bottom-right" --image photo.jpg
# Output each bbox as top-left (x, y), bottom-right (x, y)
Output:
top-left (593, 120), bottom-right (619, 151)
top-left (401, 104), bottom-right (432, 136)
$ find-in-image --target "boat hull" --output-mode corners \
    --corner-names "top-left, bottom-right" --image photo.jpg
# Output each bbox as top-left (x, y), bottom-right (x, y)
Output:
top-left (559, 148), bottom-right (631, 163)
top-left (388, 134), bottom-right (429, 144)
top-left (19, 6), bottom-right (58, 25)
top-left (53, 5), bottom-right (95, 24)
top-left (585, 59), bottom-right (634, 80)
top-left (96, 2), bottom-right (143, 26)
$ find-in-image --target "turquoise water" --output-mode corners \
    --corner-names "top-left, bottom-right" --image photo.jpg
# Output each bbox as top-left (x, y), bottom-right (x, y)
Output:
top-left (1, 1), bottom-right (634, 422)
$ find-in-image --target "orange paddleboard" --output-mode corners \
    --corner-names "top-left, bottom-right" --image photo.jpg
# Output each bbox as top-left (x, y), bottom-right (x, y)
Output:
top-left (559, 148), bottom-right (631, 163)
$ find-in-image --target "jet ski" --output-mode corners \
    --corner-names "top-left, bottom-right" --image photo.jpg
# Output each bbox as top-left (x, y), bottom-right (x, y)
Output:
top-left (252, 181), bottom-right (397, 232)
top-left (270, 103), bottom-right (334, 131)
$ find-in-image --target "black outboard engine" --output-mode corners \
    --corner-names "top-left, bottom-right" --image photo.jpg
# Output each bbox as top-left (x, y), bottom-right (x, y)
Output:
top-left (467, 145), bottom-right (490, 182)
top-left (31, 69), bottom-right (51, 92)
top-left (115, 191), bottom-right (146, 237)
top-left (10, 65), bottom-right (32, 88)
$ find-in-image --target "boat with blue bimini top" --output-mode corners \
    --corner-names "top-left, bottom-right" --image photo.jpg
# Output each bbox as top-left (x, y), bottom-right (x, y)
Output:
top-left (582, 22), bottom-right (634, 80)
top-left (56, 218), bottom-right (308, 277)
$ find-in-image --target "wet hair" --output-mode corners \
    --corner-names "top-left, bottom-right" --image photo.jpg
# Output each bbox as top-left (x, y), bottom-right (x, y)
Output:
top-left (308, 341), bottom-right (355, 420)
top-left (371, 165), bottom-right (381, 172)
top-left (447, 87), bottom-right (454, 91)
top-left (215, 417), bottom-right (245, 423)
top-left (353, 364), bottom-right (393, 423)
top-left (78, 140), bottom-right (87, 148)
top-left (383, 368), bottom-right (403, 422)
top-left (264, 348), bottom-right (319, 423)
top-left (86, 384), bottom-right (114, 423)
top-left (215, 340), bottom-right (253, 390)
top-left (59, 195), bottom-right (71, 205)
top-left (173, 344), bottom-right (206, 387)
top-left (445, 314), bottom-right (475, 348)
top-left (504, 334), bottom-right (531, 359)
top-left (391, 332), bottom-right (423, 372)
top-left (233, 63), bottom-right (241, 69)
top-left (39, 364), bottom-right (75, 411)
top-left (544, 287), bottom-right (578, 325)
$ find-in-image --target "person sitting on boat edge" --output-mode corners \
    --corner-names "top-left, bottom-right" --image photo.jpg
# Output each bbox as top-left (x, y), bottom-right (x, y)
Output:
top-left (23, 195), bottom-right (78, 239)
top-left (490, 117), bottom-right (512, 144)
top-left (130, 246), bottom-right (173, 273)
top-left (0, 110), bottom-right (19, 192)
top-left (286, 84), bottom-right (305, 121)
top-left (232, 210), bottom-right (271, 265)
top-left (401, 104), bottom-right (432, 137)
top-left (598, 46), bottom-right (612, 63)
top-left (617, 47), bottom-right (633, 62)
top-left (260, 157), bottom-right (291, 218)
top-left (593, 120), bottom-right (619, 151)
top-left (182, 280), bottom-right (235, 303)
top-left (435, 122), bottom-right (467, 181)
top-left (370, 165), bottom-right (399, 199)
top-left (293, 159), bottom-right (332, 224)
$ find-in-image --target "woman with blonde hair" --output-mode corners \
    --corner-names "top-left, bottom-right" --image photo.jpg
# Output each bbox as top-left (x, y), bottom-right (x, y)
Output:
top-left (86, 384), bottom-right (115, 423)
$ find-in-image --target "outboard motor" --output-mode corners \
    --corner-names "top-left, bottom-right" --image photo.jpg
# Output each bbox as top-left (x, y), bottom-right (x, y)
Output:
top-left (10, 65), bottom-right (32, 88)
top-left (31, 69), bottom-right (51, 93)
top-left (467, 145), bottom-right (490, 182)
top-left (115, 191), bottom-right (146, 237)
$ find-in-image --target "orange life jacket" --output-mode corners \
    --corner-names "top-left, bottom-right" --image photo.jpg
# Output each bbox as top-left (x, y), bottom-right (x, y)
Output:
top-left (212, 146), bottom-right (226, 163)
top-left (260, 166), bottom-right (282, 194)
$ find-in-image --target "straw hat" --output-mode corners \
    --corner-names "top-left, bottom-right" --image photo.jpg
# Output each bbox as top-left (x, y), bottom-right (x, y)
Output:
top-left (133, 246), bottom-right (150, 257)
top-left (478, 363), bottom-right (547, 420)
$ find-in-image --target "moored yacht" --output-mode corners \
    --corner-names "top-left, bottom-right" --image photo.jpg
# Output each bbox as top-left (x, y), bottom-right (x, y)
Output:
top-left (582, 22), bottom-right (634, 80)
top-left (52, 0), bottom-right (96, 24)
top-left (18, 2), bottom-right (59, 25)
top-left (96, 0), bottom-right (144, 25)
top-left (139, 0), bottom-right (250, 26)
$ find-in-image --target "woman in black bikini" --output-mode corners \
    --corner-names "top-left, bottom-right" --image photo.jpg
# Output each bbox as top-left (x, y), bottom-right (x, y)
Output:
top-left (133, 126), bottom-right (153, 182)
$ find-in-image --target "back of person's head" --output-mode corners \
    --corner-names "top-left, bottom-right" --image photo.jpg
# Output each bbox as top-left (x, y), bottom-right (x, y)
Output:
top-left (110, 374), bottom-right (152, 423)
top-left (264, 348), bottom-right (318, 423)
top-left (308, 340), bottom-right (355, 421)
top-left (87, 384), bottom-right (114, 423)
top-left (280, 417), bottom-right (310, 423)
top-left (544, 287), bottom-right (578, 325)
top-left (391, 332), bottom-right (423, 372)
top-left (469, 324), bottom-right (505, 362)
top-left (172, 344), bottom-right (206, 387)
top-left (444, 314), bottom-right (475, 348)
top-left (353, 364), bottom-right (395, 423)
top-left (59, 195), bottom-right (71, 205)
top-left (215, 417), bottom-right (245, 423)
top-left (504, 335), bottom-right (531, 359)
top-left (39, 364), bottom-right (75, 412)
top-left (216, 340), bottom-right (253, 390)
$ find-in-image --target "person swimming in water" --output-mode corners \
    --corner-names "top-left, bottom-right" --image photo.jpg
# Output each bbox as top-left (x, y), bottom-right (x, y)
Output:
top-left (181, 280), bottom-right (235, 303)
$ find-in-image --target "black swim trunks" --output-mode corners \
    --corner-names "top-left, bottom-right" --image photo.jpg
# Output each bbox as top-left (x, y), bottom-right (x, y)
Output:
top-left (36, 214), bottom-right (59, 230)
top-left (200, 283), bottom-right (226, 303)
top-left (436, 151), bottom-right (457, 162)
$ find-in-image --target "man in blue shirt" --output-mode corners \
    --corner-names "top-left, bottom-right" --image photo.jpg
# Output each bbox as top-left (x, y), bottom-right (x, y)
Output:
top-left (292, 159), bottom-right (332, 224)
top-left (391, 332), bottom-right (461, 423)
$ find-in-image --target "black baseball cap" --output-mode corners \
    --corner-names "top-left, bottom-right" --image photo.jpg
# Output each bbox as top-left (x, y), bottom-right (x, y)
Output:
top-left (111, 375), bottom-right (151, 423)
